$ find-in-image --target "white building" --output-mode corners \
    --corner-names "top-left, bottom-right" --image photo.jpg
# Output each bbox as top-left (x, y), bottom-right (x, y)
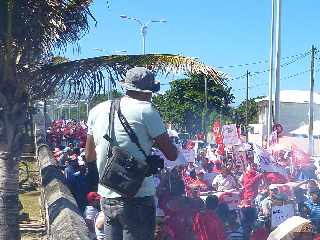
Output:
top-left (256, 90), bottom-right (320, 135)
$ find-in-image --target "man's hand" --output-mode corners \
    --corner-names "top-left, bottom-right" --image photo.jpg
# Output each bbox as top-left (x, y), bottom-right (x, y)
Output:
top-left (154, 132), bottom-right (178, 161)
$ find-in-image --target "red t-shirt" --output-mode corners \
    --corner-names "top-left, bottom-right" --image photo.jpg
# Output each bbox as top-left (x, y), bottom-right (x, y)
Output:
top-left (250, 227), bottom-right (268, 240)
top-left (192, 210), bottom-right (226, 240)
top-left (243, 170), bottom-right (263, 204)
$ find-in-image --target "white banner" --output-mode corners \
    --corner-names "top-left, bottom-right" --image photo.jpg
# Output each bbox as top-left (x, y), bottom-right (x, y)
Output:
top-left (253, 144), bottom-right (288, 177)
top-left (271, 204), bottom-right (295, 229)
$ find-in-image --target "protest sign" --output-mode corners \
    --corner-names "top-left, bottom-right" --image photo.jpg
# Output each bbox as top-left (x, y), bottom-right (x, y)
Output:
top-left (233, 146), bottom-right (248, 172)
top-left (200, 191), bottom-right (241, 210)
top-left (222, 124), bottom-right (241, 145)
top-left (253, 144), bottom-right (288, 177)
top-left (181, 149), bottom-right (196, 163)
top-left (271, 204), bottom-right (295, 229)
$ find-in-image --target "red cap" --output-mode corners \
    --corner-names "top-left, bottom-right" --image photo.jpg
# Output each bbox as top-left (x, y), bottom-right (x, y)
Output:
top-left (86, 192), bottom-right (101, 203)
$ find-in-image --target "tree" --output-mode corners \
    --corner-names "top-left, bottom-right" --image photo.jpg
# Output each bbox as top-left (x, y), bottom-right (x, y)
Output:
top-left (0, 2), bottom-right (223, 238)
top-left (0, 1), bottom-right (97, 238)
top-left (233, 96), bottom-right (265, 134)
top-left (90, 90), bottom-right (124, 108)
top-left (233, 96), bottom-right (264, 125)
top-left (153, 74), bottom-right (234, 135)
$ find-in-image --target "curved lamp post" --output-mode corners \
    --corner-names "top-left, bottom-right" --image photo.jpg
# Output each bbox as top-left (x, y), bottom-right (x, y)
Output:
top-left (120, 15), bottom-right (167, 54)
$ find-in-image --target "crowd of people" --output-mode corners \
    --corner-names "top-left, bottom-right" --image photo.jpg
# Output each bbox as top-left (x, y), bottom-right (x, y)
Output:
top-left (49, 119), bottom-right (105, 240)
top-left (47, 117), bottom-right (320, 240)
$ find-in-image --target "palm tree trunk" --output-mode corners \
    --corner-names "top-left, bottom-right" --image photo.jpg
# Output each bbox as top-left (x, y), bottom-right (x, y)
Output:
top-left (0, 146), bottom-right (20, 239)
top-left (0, 0), bottom-right (23, 239)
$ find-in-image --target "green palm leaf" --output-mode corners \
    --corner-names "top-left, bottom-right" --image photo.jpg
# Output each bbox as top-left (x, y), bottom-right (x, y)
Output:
top-left (29, 54), bottom-right (225, 100)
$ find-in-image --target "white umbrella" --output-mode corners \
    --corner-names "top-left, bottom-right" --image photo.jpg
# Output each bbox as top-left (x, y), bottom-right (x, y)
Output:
top-left (267, 216), bottom-right (311, 240)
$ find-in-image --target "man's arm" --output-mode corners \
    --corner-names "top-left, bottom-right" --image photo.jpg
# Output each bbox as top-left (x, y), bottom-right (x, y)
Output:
top-left (95, 212), bottom-right (105, 230)
top-left (85, 135), bottom-right (97, 162)
top-left (85, 134), bottom-right (99, 191)
top-left (154, 132), bottom-right (178, 161)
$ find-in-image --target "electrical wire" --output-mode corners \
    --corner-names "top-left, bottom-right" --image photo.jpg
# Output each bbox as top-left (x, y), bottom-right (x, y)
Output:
top-left (216, 50), bottom-right (311, 69)
top-left (229, 50), bottom-right (311, 80)
top-left (232, 66), bottom-right (320, 93)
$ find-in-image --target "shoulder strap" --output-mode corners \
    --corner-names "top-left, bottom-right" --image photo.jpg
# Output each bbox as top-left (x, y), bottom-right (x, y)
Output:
top-left (115, 99), bottom-right (148, 159)
top-left (103, 100), bottom-right (117, 147)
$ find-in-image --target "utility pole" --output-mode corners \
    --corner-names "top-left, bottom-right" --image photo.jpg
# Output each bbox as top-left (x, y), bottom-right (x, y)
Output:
top-left (203, 77), bottom-right (208, 142)
top-left (77, 102), bottom-right (80, 121)
top-left (267, 0), bottom-right (276, 145)
top-left (308, 45), bottom-right (316, 155)
top-left (274, 0), bottom-right (282, 124)
top-left (246, 70), bottom-right (250, 141)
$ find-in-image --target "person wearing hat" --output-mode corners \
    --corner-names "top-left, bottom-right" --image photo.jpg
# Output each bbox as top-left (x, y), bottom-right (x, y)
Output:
top-left (260, 185), bottom-right (279, 218)
top-left (85, 67), bottom-right (178, 240)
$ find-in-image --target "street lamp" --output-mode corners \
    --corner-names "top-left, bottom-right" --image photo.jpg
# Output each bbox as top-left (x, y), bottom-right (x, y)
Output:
top-left (120, 15), bottom-right (167, 54)
top-left (93, 48), bottom-right (127, 54)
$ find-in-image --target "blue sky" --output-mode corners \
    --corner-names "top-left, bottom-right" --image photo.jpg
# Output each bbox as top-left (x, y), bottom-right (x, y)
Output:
top-left (64, 0), bottom-right (320, 105)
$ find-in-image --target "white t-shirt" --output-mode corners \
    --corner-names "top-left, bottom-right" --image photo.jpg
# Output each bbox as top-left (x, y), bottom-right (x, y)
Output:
top-left (212, 174), bottom-right (237, 191)
top-left (84, 205), bottom-right (99, 239)
top-left (87, 97), bottom-right (166, 198)
top-left (84, 206), bottom-right (99, 221)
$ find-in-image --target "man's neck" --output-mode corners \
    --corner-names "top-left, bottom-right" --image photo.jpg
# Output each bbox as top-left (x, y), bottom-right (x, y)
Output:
top-left (126, 91), bottom-right (152, 102)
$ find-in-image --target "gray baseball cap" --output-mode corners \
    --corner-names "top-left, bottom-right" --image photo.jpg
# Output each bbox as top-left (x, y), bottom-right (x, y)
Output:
top-left (121, 67), bottom-right (160, 93)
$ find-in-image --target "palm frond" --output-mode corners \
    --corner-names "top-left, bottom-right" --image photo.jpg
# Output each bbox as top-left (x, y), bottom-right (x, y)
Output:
top-left (28, 54), bottom-right (225, 100)
top-left (0, 0), bottom-right (94, 57)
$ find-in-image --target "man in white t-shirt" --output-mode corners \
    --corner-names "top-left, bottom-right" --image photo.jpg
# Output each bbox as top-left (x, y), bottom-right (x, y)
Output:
top-left (212, 166), bottom-right (237, 192)
top-left (85, 67), bottom-right (177, 240)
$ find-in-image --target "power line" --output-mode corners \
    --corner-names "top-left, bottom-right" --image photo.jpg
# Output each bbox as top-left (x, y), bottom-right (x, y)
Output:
top-left (232, 67), bottom-right (320, 93)
top-left (229, 51), bottom-right (310, 81)
top-left (160, 50), bottom-right (312, 83)
top-left (216, 50), bottom-right (311, 69)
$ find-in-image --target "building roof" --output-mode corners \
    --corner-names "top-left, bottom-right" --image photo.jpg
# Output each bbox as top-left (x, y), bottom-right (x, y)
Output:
top-left (256, 90), bottom-right (320, 104)
top-left (290, 120), bottom-right (320, 137)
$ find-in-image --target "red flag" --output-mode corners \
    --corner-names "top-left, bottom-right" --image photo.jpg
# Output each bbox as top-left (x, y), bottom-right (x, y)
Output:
top-left (216, 144), bottom-right (225, 156)
top-left (212, 121), bottom-right (223, 144)
top-left (291, 145), bottom-right (311, 167)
